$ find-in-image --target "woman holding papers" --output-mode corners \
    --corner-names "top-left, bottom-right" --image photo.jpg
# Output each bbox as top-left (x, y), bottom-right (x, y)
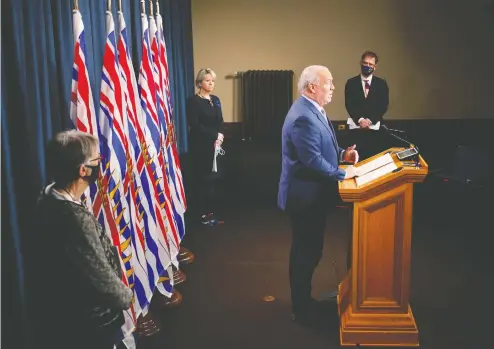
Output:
top-left (31, 130), bottom-right (133, 349)
top-left (187, 68), bottom-right (225, 227)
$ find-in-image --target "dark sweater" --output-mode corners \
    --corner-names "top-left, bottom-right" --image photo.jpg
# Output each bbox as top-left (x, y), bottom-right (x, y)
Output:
top-left (187, 94), bottom-right (224, 148)
top-left (31, 184), bottom-right (132, 334)
top-left (187, 94), bottom-right (224, 179)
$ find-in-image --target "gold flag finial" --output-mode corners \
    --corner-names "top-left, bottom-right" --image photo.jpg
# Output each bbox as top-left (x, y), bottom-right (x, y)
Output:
top-left (140, 0), bottom-right (145, 14)
top-left (149, 1), bottom-right (154, 16)
top-left (74, 0), bottom-right (79, 10)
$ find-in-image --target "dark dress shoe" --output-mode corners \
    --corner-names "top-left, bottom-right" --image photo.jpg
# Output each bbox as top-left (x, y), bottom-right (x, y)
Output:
top-left (292, 312), bottom-right (318, 326)
top-left (321, 290), bottom-right (338, 299)
top-left (292, 309), bottom-right (332, 328)
top-left (291, 298), bottom-right (323, 326)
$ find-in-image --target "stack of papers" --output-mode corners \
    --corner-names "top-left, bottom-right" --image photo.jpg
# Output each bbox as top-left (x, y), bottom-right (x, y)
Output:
top-left (347, 118), bottom-right (380, 131)
top-left (354, 153), bottom-right (397, 186)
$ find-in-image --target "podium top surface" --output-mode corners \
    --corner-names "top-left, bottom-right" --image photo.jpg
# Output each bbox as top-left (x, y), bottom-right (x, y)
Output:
top-left (338, 148), bottom-right (428, 201)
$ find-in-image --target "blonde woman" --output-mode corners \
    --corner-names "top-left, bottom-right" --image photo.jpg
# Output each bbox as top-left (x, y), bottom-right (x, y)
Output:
top-left (187, 68), bottom-right (224, 226)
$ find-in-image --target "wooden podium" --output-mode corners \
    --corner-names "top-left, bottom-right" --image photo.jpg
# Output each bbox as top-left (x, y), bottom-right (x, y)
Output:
top-left (337, 148), bottom-right (428, 347)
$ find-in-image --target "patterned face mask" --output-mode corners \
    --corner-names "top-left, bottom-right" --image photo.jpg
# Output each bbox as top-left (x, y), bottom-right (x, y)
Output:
top-left (361, 65), bottom-right (374, 76)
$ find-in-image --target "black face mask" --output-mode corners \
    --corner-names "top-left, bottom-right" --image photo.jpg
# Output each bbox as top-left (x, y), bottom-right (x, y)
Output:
top-left (83, 164), bottom-right (100, 184)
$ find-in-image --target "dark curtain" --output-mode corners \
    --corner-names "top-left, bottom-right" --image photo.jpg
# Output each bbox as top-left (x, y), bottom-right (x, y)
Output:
top-left (241, 70), bottom-right (294, 140)
top-left (163, 0), bottom-right (195, 153)
top-left (1, 1), bottom-right (194, 348)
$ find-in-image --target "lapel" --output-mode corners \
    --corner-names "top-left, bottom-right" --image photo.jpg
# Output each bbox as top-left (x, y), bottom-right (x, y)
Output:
top-left (301, 98), bottom-right (339, 151)
top-left (326, 117), bottom-right (339, 150)
top-left (357, 76), bottom-right (367, 99)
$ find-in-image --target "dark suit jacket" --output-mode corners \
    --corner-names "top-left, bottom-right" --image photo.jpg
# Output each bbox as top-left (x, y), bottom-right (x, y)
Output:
top-left (344, 75), bottom-right (389, 125)
top-left (278, 97), bottom-right (345, 213)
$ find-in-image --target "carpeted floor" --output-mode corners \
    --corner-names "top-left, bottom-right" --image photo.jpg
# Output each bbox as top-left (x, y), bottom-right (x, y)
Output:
top-left (139, 139), bottom-right (493, 349)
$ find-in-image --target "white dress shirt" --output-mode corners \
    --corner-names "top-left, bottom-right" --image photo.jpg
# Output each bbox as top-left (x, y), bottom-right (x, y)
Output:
top-left (361, 74), bottom-right (373, 95)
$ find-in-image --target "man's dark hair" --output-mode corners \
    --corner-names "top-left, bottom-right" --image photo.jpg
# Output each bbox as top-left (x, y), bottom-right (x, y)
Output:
top-left (361, 51), bottom-right (379, 64)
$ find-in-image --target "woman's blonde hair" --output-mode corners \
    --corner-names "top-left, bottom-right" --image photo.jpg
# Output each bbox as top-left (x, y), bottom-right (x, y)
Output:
top-left (195, 68), bottom-right (216, 89)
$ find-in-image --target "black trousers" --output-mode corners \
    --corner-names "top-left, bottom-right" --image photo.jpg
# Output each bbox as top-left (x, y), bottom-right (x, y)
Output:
top-left (288, 205), bottom-right (327, 315)
top-left (196, 177), bottom-right (217, 216)
top-left (190, 147), bottom-right (220, 217)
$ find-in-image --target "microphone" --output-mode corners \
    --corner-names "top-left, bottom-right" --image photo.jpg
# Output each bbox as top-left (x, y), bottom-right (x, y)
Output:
top-left (381, 125), bottom-right (414, 148)
top-left (381, 124), bottom-right (406, 133)
top-left (381, 125), bottom-right (420, 164)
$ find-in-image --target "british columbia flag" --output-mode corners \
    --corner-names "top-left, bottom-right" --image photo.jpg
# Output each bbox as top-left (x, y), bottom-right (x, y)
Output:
top-left (156, 7), bottom-right (187, 213)
top-left (98, 9), bottom-right (155, 347)
top-left (70, 8), bottom-right (99, 212)
top-left (117, 9), bottom-right (174, 301)
top-left (138, 10), bottom-right (179, 285)
top-left (71, 5), bottom-right (183, 348)
top-left (152, 7), bottom-right (186, 242)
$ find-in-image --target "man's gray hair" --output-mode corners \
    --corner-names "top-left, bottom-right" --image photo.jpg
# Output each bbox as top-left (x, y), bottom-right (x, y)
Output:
top-left (45, 130), bottom-right (99, 186)
top-left (297, 65), bottom-right (329, 94)
top-left (195, 68), bottom-right (216, 89)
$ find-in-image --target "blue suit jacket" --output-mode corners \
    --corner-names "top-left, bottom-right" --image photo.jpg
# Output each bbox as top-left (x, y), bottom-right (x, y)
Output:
top-left (278, 97), bottom-right (346, 212)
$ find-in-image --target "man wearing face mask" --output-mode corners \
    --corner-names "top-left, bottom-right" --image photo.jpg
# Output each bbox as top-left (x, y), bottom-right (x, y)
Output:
top-left (29, 130), bottom-right (133, 349)
top-left (345, 51), bottom-right (389, 160)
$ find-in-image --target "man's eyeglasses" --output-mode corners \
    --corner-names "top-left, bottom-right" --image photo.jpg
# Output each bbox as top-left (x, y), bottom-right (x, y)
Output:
top-left (85, 154), bottom-right (104, 164)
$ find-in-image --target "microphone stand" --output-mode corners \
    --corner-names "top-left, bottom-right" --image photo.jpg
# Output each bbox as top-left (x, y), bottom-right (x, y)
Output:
top-left (382, 125), bottom-right (420, 167)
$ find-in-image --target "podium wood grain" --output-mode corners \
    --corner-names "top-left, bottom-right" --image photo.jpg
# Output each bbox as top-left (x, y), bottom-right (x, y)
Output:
top-left (337, 148), bottom-right (428, 347)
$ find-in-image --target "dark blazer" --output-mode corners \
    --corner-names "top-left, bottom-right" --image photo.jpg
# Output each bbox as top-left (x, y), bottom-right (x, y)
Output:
top-left (278, 97), bottom-right (346, 213)
top-left (186, 94), bottom-right (224, 179)
top-left (344, 75), bottom-right (389, 125)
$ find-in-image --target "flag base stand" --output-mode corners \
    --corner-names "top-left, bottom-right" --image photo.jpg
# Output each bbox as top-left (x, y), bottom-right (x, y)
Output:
top-left (172, 267), bottom-right (187, 285)
top-left (153, 289), bottom-right (183, 309)
top-left (135, 311), bottom-right (161, 338)
top-left (178, 246), bottom-right (195, 265)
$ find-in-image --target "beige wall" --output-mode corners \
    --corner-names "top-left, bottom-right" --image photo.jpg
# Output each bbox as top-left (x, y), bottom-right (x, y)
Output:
top-left (191, 0), bottom-right (494, 122)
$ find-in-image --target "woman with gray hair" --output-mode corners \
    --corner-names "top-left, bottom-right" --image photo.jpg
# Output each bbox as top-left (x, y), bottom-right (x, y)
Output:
top-left (187, 68), bottom-right (225, 227)
top-left (31, 130), bottom-right (133, 349)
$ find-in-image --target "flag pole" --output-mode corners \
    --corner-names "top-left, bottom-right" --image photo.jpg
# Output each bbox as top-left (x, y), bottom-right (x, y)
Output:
top-left (118, 0), bottom-right (122, 12)
top-left (149, 0), bottom-right (154, 16)
top-left (73, 0), bottom-right (78, 10)
top-left (107, 0), bottom-right (111, 11)
top-left (141, 0), bottom-right (145, 14)
top-left (155, 1), bottom-right (160, 15)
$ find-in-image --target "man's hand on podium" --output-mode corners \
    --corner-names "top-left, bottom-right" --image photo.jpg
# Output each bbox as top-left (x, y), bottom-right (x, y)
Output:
top-left (343, 144), bottom-right (359, 164)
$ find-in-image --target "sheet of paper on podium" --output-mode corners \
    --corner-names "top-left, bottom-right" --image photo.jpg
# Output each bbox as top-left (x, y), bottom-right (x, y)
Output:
top-left (347, 117), bottom-right (380, 130)
top-left (354, 153), bottom-right (397, 186)
top-left (355, 153), bottom-right (393, 176)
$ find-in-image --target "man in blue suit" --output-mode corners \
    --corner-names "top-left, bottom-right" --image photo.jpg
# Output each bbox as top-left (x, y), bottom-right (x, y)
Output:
top-left (278, 65), bottom-right (359, 325)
